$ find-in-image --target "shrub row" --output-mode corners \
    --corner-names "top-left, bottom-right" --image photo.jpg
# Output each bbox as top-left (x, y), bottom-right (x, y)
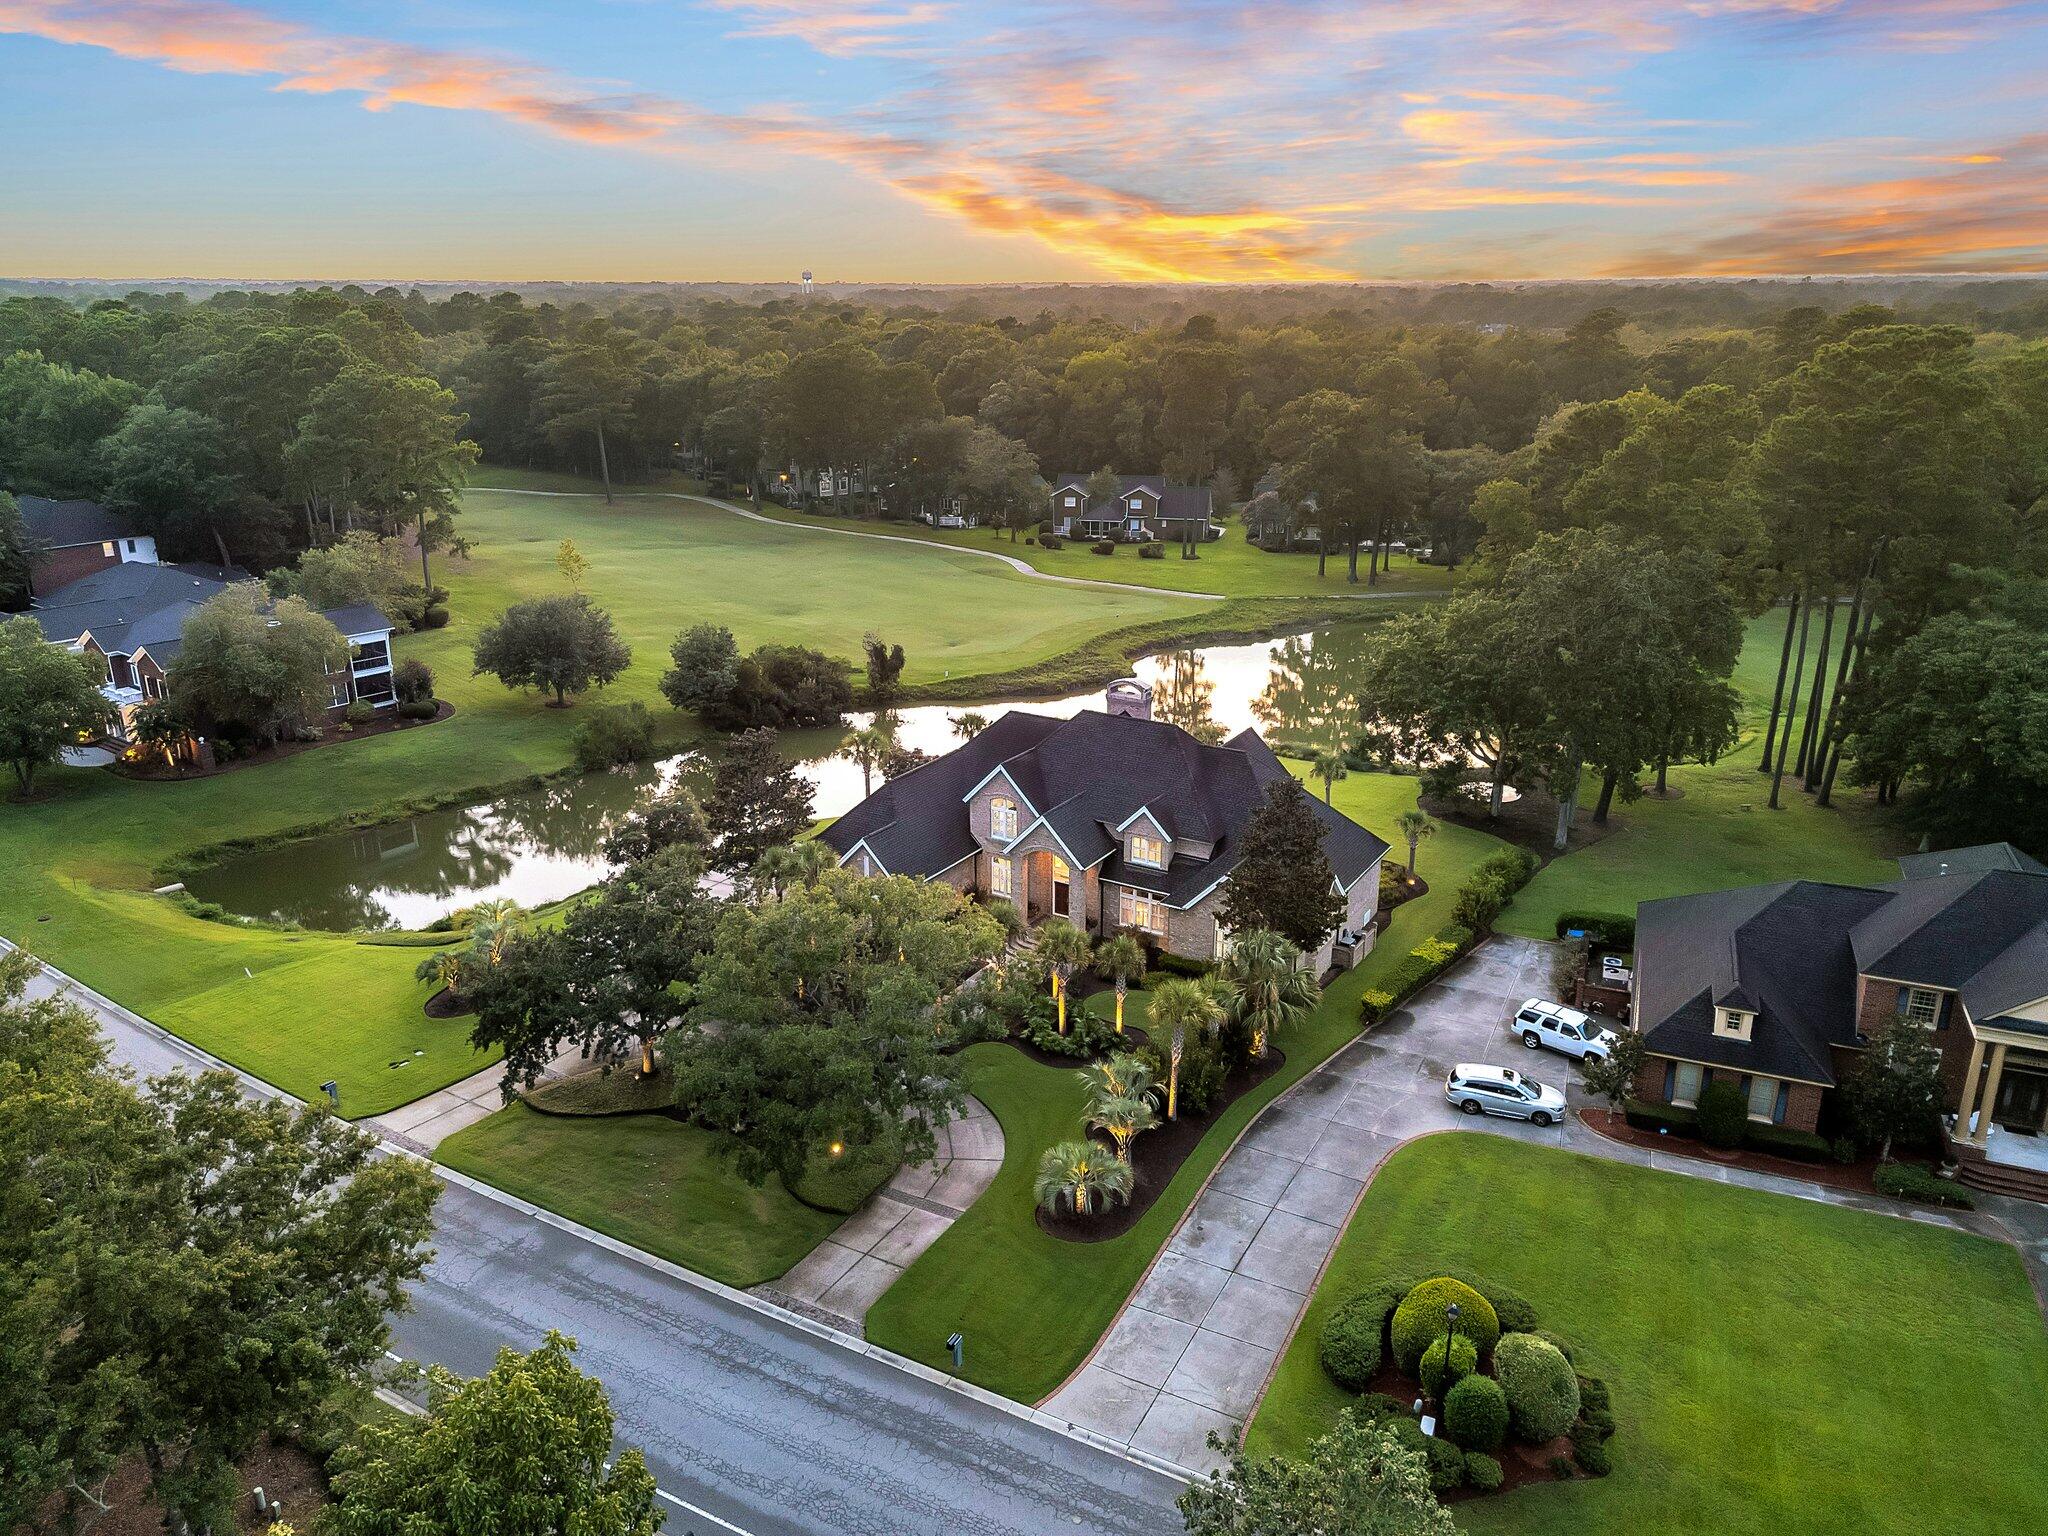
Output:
top-left (1358, 923), bottom-right (1475, 1024)
top-left (1622, 1096), bottom-right (1834, 1162)
top-left (1874, 1160), bottom-right (1976, 1209)
top-left (1552, 910), bottom-right (1636, 948)
top-left (1450, 847), bottom-right (1540, 932)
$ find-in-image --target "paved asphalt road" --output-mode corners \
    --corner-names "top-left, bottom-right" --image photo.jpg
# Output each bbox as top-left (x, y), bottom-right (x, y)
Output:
top-left (13, 945), bottom-right (1184, 1536)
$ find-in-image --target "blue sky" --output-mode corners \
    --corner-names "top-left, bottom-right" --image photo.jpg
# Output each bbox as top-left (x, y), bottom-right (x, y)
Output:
top-left (3, 0), bottom-right (2045, 282)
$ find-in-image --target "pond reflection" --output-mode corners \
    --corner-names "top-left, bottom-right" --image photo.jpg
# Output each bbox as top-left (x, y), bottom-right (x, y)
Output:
top-left (185, 626), bottom-right (1380, 931)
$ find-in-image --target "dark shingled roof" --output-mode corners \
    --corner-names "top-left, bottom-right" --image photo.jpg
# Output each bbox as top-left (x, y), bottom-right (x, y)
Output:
top-left (1896, 842), bottom-right (2048, 879)
top-left (16, 495), bottom-right (138, 548)
top-left (1638, 862), bottom-right (2048, 1084)
top-left (31, 563), bottom-right (391, 667)
top-left (1050, 472), bottom-right (1213, 524)
top-left (821, 709), bottom-right (1385, 905)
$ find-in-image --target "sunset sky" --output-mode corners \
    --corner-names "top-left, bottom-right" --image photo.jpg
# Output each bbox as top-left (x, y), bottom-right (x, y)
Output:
top-left (3, 0), bottom-right (2046, 283)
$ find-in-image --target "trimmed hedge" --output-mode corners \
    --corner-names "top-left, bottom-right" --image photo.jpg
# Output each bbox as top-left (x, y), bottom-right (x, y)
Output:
top-left (1553, 910), bottom-right (1636, 948)
top-left (1745, 1121), bottom-right (1835, 1161)
top-left (1445, 1373), bottom-right (1509, 1452)
top-left (1138, 542), bottom-right (1166, 559)
top-left (1464, 1452), bottom-right (1504, 1492)
top-left (1392, 1278), bottom-right (1499, 1373)
top-left (1153, 950), bottom-right (1216, 979)
top-left (1696, 1079), bottom-right (1749, 1148)
top-left (1623, 1096), bottom-right (1697, 1134)
top-left (1495, 1333), bottom-right (1580, 1443)
top-left (1451, 847), bottom-right (1540, 931)
top-left (1420, 1332), bottom-right (1478, 1398)
top-left (1874, 1160), bottom-right (1976, 1209)
top-left (1319, 1283), bottom-right (1404, 1391)
top-left (1358, 924), bottom-right (1476, 1024)
top-left (1484, 1282), bottom-right (1539, 1336)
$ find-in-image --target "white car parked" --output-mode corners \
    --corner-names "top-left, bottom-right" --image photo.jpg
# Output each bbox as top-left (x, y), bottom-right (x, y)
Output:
top-left (1445, 1063), bottom-right (1567, 1127)
top-left (1511, 999), bottom-right (1618, 1061)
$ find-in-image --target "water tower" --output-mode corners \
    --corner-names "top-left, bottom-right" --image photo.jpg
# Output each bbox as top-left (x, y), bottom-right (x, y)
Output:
top-left (801, 269), bottom-right (814, 297)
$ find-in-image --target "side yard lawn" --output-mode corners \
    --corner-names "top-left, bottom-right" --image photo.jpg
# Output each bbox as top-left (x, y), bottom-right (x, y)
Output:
top-left (1246, 1133), bottom-right (2048, 1536)
top-left (436, 1104), bottom-right (847, 1289)
top-left (863, 767), bottom-right (1511, 1401)
top-left (1498, 608), bottom-right (1904, 940)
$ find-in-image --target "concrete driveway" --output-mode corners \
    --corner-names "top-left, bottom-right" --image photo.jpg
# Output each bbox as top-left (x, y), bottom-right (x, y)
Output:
top-left (1042, 934), bottom-right (1582, 1473)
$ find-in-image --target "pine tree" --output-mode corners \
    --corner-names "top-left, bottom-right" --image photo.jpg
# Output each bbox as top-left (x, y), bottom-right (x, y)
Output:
top-left (1220, 779), bottom-right (1344, 952)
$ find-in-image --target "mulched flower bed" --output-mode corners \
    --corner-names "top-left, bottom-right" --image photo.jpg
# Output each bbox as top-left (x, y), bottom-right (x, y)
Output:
top-left (1004, 1022), bottom-right (1152, 1068)
top-left (1346, 1360), bottom-right (1571, 1502)
top-left (1579, 1107), bottom-right (1882, 1193)
top-left (1031, 1044), bottom-right (1286, 1243)
top-left (111, 699), bottom-right (454, 781)
top-left (423, 985), bottom-right (474, 1019)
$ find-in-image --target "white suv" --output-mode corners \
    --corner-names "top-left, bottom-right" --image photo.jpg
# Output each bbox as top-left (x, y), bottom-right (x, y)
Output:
top-left (1445, 1064), bottom-right (1566, 1126)
top-left (1512, 999), bottom-right (1617, 1061)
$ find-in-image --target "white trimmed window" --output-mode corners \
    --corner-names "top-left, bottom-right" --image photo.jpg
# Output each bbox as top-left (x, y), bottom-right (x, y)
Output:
top-left (1128, 495), bottom-right (1144, 510)
top-left (1714, 1008), bottom-right (1754, 1041)
top-left (1746, 1073), bottom-right (1779, 1122)
top-left (1903, 987), bottom-right (1941, 1027)
top-left (990, 855), bottom-right (1014, 898)
top-left (1064, 494), bottom-right (1078, 507)
top-left (1671, 1061), bottom-right (1704, 1109)
top-left (1129, 832), bottom-right (1165, 868)
top-left (1118, 887), bottom-right (1167, 935)
top-left (990, 796), bottom-right (1018, 840)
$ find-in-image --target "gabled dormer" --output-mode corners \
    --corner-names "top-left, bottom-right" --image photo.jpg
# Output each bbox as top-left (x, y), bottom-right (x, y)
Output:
top-left (1712, 983), bottom-right (1756, 1042)
top-left (1116, 806), bottom-right (1170, 871)
top-left (1121, 485), bottom-right (1159, 524)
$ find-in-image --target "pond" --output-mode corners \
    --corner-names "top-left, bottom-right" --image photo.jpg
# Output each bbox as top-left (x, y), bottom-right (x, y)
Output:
top-left (182, 626), bottom-right (1379, 931)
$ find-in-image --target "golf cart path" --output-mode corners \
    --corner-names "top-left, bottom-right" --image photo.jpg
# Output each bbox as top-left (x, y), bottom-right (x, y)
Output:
top-left (1043, 934), bottom-right (2035, 1475)
top-left (490, 485), bottom-right (1227, 598)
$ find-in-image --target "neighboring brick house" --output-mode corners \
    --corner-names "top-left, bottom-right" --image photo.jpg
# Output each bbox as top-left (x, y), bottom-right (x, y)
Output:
top-left (819, 681), bottom-right (1386, 973)
top-left (30, 562), bottom-right (397, 748)
top-left (16, 495), bottom-right (159, 597)
top-left (1630, 846), bottom-right (2048, 1197)
top-left (1049, 473), bottom-right (1216, 544)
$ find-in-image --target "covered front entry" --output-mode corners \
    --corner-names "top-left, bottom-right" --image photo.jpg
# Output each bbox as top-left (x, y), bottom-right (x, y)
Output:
top-left (1021, 848), bottom-right (1089, 928)
top-left (1051, 854), bottom-right (1071, 918)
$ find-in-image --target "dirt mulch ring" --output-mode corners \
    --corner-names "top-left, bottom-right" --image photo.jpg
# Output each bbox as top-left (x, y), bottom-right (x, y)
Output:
top-left (111, 700), bottom-right (454, 782)
top-left (1032, 1046), bottom-right (1287, 1243)
top-left (423, 985), bottom-right (475, 1019)
top-left (1005, 1022), bottom-right (1153, 1068)
top-left (1578, 1108), bottom-right (1881, 1193)
top-left (33, 1435), bottom-right (328, 1536)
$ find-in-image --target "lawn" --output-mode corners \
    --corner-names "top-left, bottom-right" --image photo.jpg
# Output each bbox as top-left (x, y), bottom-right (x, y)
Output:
top-left (0, 473), bottom-right (1231, 1115)
top-left (1498, 608), bottom-right (1905, 940)
top-left (733, 498), bottom-right (1458, 601)
top-left (1245, 1134), bottom-right (2048, 1536)
top-left (436, 1104), bottom-right (846, 1288)
top-left (863, 765), bottom-right (1513, 1401)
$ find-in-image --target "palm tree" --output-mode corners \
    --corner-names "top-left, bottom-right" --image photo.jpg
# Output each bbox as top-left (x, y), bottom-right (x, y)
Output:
top-left (1034, 1139), bottom-right (1135, 1217)
top-left (461, 898), bottom-right (521, 967)
top-left (1310, 746), bottom-right (1350, 805)
top-left (1093, 933), bottom-right (1148, 1033)
top-left (754, 839), bottom-right (833, 898)
top-left (1223, 928), bottom-right (1320, 1058)
top-left (1034, 917), bottom-right (1093, 1034)
top-left (951, 710), bottom-right (991, 742)
top-left (1395, 808), bottom-right (1438, 877)
top-left (1078, 1051), bottom-right (1157, 1106)
top-left (845, 724), bottom-right (895, 798)
top-left (414, 947), bottom-right (465, 997)
top-left (1086, 1093), bottom-right (1161, 1162)
top-left (1148, 976), bottom-right (1223, 1120)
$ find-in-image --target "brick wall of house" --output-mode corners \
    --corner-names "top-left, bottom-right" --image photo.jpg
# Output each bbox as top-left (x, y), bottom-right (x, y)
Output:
top-left (30, 543), bottom-right (119, 597)
top-left (932, 857), bottom-right (976, 895)
top-left (1166, 886), bottom-right (1226, 962)
top-left (1630, 1054), bottom-right (1825, 1133)
top-left (966, 775), bottom-right (1024, 849)
top-left (1855, 976), bottom-right (1903, 1033)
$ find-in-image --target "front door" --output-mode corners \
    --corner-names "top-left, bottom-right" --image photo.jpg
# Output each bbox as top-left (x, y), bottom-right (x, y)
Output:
top-left (1051, 855), bottom-right (1070, 918)
top-left (1994, 1070), bottom-right (2048, 1135)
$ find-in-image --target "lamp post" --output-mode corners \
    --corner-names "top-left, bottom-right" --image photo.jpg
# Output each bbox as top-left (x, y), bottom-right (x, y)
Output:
top-left (1441, 1300), bottom-right (1461, 1401)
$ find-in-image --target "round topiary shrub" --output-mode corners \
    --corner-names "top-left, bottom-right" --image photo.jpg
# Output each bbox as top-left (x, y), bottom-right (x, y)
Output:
top-left (1391, 1277), bottom-right (1499, 1373)
top-left (1444, 1373), bottom-right (1509, 1452)
top-left (1495, 1333), bottom-right (1581, 1443)
top-left (1319, 1285), bottom-right (1401, 1391)
top-left (1419, 1332), bottom-right (1478, 1398)
top-left (1697, 1079), bottom-right (1748, 1148)
top-left (1530, 1328), bottom-right (1575, 1364)
top-left (1464, 1451), bottom-right (1504, 1492)
top-left (1479, 1282), bottom-right (1538, 1336)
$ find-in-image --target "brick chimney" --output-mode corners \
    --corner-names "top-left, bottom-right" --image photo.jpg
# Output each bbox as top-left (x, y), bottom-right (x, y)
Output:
top-left (1105, 678), bottom-right (1153, 720)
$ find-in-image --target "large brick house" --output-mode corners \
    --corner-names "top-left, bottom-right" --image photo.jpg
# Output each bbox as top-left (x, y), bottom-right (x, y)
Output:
top-left (1049, 473), bottom-right (1216, 544)
top-left (1630, 844), bottom-right (2048, 1197)
top-left (820, 682), bottom-right (1386, 973)
top-left (16, 495), bottom-right (159, 597)
top-left (31, 561), bottom-right (396, 748)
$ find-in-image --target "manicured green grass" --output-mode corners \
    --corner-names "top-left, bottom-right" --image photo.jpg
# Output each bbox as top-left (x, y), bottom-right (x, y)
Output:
top-left (738, 499), bottom-right (1458, 600)
top-left (863, 766), bottom-right (1513, 1401)
top-left (1498, 608), bottom-right (1904, 940)
top-left (1246, 1134), bottom-right (2048, 1536)
top-left (436, 1104), bottom-right (846, 1288)
top-left (0, 476), bottom-right (1223, 1115)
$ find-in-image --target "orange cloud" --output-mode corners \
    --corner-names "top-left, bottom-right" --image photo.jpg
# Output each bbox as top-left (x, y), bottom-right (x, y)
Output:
top-left (705, 0), bottom-right (950, 58)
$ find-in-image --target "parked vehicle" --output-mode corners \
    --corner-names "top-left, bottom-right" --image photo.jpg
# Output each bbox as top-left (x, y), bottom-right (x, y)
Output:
top-left (1445, 1063), bottom-right (1566, 1126)
top-left (1511, 998), bottom-right (1618, 1060)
